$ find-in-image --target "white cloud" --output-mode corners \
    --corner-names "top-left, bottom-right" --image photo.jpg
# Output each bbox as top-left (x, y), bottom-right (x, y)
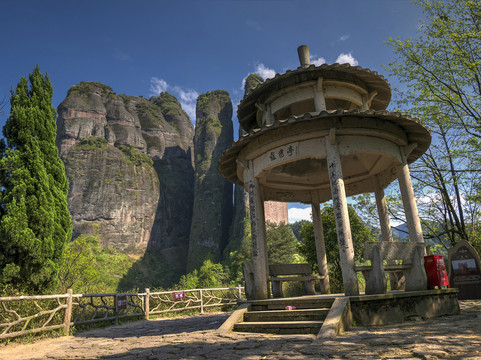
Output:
top-left (149, 78), bottom-right (198, 123)
top-left (240, 77), bottom-right (247, 91)
top-left (255, 63), bottom-right (276, 80)
top-left (240, 63), bottom-right (276, 92)
top-left (174, 87), bottom-right (198, 104)
top-left (150, 77), bottom-right (169, 94)
top-left (311, 56), bottom-right (326, 66)
top-left (339, 35), bottom-right (350, 41)
top-left (288, 207), bottom-right (312, 224)
top-left (335, 53), bottom-right (358, 66)
top-left (173, 86), bottom-right (199, 122)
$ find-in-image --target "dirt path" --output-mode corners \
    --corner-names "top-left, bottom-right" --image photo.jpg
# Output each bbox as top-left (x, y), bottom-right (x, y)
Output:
top-left (1, 301), bottom-right (480, 359)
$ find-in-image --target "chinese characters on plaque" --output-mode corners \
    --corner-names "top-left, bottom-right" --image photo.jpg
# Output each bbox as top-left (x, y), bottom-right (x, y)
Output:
top-left (269, 144), bottom-right (297, 162)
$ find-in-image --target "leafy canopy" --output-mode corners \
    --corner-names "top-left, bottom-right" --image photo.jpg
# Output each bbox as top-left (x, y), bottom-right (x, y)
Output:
top-left (298, 205), bottom-right (374, 293)
top-left (0, 66), bottom-right (72, 294)
top-left (382, 0), bottom-right (481, 252)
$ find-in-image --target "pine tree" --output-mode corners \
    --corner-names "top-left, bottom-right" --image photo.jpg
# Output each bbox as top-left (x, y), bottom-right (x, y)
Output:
top-left (0, 66), bottom-right (72, 294)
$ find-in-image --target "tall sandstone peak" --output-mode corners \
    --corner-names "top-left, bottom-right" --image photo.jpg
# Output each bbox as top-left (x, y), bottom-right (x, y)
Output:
top-left (56, 82), bottom-right (194, 271)
top-left (187, 90), bottom-right (234, 271)
top-left (227, 74), bottom-right (265, 259)
top-left (144, 92), bottom-right (195, 277)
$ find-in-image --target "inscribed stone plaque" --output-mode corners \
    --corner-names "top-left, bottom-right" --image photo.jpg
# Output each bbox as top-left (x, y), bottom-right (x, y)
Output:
top-left (448, 240), bottom-right (481, 300)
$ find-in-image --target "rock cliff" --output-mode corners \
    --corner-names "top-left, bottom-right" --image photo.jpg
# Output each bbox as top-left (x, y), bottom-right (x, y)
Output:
top-left (57, 82), bottom-right (194, 267)
top-left (187, 90), bottom-right (234, 271)
top-left (143, 92), bottom-right (194, 276)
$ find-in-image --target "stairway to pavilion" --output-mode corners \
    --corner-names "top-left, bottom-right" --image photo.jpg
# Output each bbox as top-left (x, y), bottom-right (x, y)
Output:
top-left (233, 297), bottom-right (334, 335)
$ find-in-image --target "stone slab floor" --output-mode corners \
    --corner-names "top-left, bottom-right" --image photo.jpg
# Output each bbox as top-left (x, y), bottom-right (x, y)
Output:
top-left (0, 300), bottom-right (480, 360)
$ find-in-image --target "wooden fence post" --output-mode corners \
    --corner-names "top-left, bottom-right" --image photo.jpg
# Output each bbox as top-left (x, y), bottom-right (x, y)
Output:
top-left (200, 290), bottom-right (204, 314)
top-left (64, 289), bottom-right (73, 335)
top-left (114, 294), bottom-right (119, 326)
top-left (144, 288), bottom-right (150, 320)
top-left (237, 285), bottom-right (242, 301)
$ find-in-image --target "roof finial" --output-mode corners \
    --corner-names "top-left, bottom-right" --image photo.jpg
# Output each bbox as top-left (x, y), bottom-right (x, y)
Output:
top-left (297, 45), bottom-right (310, 68)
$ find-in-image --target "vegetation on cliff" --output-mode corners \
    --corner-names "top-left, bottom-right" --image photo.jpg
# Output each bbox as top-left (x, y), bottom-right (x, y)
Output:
top-left (135, 101), bottom-right (163, 126)
top-left (0, 67), bottom-right (72, 293)
top-left (74, 137), bottom-right (109, 151)
top-left (151, 92), bottom-right (189, 125)
top-left (244, 73), bottom-right (263, 95)
top-left (117, 145), bottom-right (153, 167)
top-left (67, 81), bottom-right (114, 97)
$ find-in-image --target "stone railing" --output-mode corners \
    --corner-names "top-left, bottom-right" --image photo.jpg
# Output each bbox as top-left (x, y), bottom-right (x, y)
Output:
top-left (0, 286), bottom-right (244, 341)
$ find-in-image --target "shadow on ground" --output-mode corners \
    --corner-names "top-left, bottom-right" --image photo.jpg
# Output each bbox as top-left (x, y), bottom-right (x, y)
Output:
top-left (74, 312), bottom-right (232, 339)
top-left (98, 337), bottom-right (315, 360)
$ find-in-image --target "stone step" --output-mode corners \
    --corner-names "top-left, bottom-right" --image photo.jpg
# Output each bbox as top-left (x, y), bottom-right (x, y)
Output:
top-left (234, 320), bottom-right (323, 335)
top-left (244, 308), bottom-right (329, 322)
top-left (248, 297), bottom-right (334, 311)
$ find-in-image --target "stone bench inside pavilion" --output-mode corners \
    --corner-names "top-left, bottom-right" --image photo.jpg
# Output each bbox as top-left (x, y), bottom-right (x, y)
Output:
top-left (355, 241), bottom-right (427, 295)
top-left (269, 263), bottom-right (324, 298)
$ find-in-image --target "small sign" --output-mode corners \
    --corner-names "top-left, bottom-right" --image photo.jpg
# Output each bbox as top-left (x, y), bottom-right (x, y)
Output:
top-left (117, 295), bottom-right (128, 310)
top-left (173, 291), bottom-right (185, 300)
top-left (448, 240), bottom-right (481, 299)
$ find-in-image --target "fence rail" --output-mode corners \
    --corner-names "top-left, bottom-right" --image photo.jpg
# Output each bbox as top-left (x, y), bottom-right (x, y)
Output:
top-left (0, 286), bottom-right (244, 341)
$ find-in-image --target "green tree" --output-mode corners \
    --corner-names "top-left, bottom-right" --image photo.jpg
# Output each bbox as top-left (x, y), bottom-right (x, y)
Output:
top-left (290, 220), bottom-right (310, 242)
top-left (57, 235), bottom-right (100, 293)
top-left (0, 67), bottom-right (72, 293)
top-left (383, 0), bottom-right (481, 252)
top-left (298, 206), bottom-right (374, 293)
top-left (176, 259), bottom-right (228, 289)
top-left (266, 222), bottom-right (300, 264)
top-left (225, 219), bottom-right (302, 284)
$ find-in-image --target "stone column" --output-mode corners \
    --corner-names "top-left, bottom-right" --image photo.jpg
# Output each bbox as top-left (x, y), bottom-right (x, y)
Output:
top-left (373, 175), bottom-right (393, 243)
top-left (313, 78), bottom-right (327, 112)
top-left (373, 175), bottom-right (402, 289)
top-left (311, 201), bottom-right (331, 294)
top-left (244, 164), bottom-right (269, 300)
top-left (397, 158), bottom-right (424, 244)
top-left (325, 133), bottom-right (359, 296)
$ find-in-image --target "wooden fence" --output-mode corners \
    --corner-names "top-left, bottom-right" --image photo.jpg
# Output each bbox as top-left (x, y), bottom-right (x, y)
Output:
top-left (0, 286), bottom-right (244, 340)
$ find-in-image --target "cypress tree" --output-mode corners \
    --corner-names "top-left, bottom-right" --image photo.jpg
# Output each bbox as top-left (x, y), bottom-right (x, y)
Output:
top-left (0, 66), bottom-right (72, 293)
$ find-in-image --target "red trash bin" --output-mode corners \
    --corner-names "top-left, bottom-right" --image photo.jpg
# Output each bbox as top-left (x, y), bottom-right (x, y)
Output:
top-left (424, 255), bottom-right (449, 289)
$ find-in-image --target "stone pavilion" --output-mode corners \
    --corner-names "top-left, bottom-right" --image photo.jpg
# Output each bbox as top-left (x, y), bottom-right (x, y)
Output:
top-left (218, 45), bottom-right (431, 300)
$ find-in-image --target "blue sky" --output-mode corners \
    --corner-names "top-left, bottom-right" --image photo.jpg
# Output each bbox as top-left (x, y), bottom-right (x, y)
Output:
top-left (1, 0), bottom-right (425, 222)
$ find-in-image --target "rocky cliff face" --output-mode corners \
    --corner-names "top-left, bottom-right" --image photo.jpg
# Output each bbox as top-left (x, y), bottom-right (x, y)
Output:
top-left (57, 82), bottom-right (194, 265)
top-left (57, 81), bottom-right (252, 282)
top-left (61, 139), bottom-right (158, 252)
top-left (187, 90), bottom-right (234, 271)
top-left (143, 93), bottom-right (194, 276)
